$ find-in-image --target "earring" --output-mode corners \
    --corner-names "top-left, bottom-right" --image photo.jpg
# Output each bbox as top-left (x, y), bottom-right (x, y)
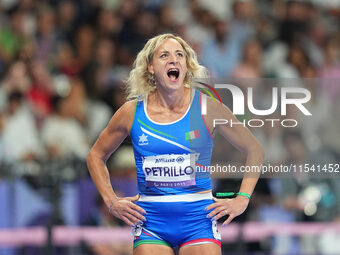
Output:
top-left (186, 72), bottom-right (193, 80)
top-left (150, 74), bottom-right (156, 85)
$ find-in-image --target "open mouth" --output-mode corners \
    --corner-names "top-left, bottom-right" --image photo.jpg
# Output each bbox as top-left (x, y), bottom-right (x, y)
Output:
top-left (167, 68), bottom-right (180, 82)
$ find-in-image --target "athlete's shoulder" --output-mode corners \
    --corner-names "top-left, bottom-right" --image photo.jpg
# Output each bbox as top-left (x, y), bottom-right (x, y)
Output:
top-left (194, 88), bottom-right (220, 108)
top-left (197, 88), bottom-right (234, 122)
top-left (106, 100), bottom-right (137, 133)
top-left (120, 99), bottom-right (138, 114)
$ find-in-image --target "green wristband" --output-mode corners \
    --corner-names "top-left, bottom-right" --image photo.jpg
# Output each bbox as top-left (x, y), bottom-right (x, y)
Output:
top-left (236, 192), bottom-right (251, 199)
top-left (216, 192), bottom-right (251, 199)
top-left (216, 192), bottom-right (235, 197)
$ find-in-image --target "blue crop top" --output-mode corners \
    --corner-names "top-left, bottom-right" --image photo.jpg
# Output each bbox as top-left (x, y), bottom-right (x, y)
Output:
top-left (130, 89), bottom-right (214, 196)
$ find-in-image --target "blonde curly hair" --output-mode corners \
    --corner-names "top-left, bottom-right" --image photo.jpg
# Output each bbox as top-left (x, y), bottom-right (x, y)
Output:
top-left (126, 33), bottom-right (207, 100)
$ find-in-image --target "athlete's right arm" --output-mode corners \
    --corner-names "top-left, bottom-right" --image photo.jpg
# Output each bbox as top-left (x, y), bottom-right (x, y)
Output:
top-left (87, 100), bottom-right (146, 226)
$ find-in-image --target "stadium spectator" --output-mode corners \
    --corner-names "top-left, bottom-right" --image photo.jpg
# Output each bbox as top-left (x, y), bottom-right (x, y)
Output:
top-left (41, 94), bottom-right (89, 160)
top-left (2, 90), bottom-right (41, 162)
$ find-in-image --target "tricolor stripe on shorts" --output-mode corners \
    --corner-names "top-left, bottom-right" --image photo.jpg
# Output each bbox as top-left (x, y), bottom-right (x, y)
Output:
top-left (180, 238), bottom-right (221, 248)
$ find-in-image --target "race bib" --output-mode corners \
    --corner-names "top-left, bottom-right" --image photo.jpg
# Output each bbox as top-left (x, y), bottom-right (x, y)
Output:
top-left (142, 153), bottom-right (199, 188)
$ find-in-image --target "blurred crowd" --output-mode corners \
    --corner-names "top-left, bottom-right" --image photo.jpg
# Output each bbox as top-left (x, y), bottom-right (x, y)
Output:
top-left (0, 0), bottom-right (339, 163)
top-left (0, 0), bottom-right (340, 254)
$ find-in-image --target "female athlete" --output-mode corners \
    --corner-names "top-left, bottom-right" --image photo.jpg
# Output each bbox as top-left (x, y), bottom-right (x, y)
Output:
top-left (87, 33), bottom-right (264, 255)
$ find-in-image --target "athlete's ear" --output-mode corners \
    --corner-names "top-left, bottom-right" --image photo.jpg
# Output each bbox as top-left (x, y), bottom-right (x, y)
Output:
top-left (148, 62), bottom-right (154, 75)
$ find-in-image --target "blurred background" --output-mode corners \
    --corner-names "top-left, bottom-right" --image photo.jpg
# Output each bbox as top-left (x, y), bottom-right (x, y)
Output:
top-left (0, 0), bottom-right (339, 254)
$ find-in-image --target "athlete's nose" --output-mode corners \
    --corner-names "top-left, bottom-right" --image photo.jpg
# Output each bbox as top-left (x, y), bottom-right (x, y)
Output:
top-left (168, 54), bottom-right (178, 65)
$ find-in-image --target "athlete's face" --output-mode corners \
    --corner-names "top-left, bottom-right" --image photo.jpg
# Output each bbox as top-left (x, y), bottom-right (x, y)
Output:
top-left (148, 38), bottom-right (188, 91)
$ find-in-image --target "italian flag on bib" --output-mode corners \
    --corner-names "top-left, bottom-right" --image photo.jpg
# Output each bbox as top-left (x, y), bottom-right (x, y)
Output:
top-left (185, 130), bottom-right (199, 141)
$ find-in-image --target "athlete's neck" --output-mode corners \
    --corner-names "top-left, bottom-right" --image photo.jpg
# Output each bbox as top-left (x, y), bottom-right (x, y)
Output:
top-left (152, 87), bottom-right (190, 110)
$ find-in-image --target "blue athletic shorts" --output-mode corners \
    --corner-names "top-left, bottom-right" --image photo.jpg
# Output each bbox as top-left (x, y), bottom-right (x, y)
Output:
top-left (132, 199), bottom-right (221, 249)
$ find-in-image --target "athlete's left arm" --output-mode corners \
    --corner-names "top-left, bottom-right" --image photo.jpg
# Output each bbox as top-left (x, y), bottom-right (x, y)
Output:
top-left (204, 98), bottom-right (265, 225)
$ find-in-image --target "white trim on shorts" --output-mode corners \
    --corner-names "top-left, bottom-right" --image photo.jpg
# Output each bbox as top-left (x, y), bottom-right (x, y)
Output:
top-left (138, 192), bottom-right (213, 202)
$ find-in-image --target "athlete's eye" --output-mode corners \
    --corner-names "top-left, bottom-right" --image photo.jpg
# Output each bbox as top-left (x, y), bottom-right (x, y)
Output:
top-left (177, 52), bottom-right (184, 57)
top-left (160, 53), bottom-right (167, 58)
